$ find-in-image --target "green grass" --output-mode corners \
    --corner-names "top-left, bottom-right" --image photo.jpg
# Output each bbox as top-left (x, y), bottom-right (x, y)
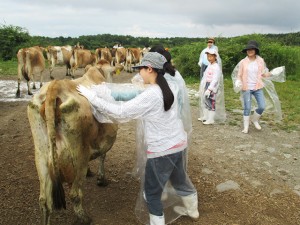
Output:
top-left (0, 60), bottom-right (18, 76)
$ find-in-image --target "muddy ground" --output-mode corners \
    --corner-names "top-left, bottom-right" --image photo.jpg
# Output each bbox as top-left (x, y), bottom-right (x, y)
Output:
top-left (0, 66), bottom-right (300, 225)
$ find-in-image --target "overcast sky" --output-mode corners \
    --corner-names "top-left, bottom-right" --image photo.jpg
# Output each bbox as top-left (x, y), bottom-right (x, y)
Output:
top-left (1, 0), bottom-right (299, 38)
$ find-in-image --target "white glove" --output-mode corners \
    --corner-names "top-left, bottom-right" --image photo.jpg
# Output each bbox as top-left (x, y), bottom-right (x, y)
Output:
top-left (77, 85), bottom-right (96, 102)
top-left (204, 89), bottom-right (211, 97)
top-left (235, 79), bottom-right (242, 89)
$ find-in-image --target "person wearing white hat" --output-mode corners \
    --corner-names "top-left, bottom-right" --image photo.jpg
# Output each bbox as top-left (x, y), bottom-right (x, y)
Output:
top-left (198, 37), bottom-right (218, 80)
top-left (198, 48), bottom-right (226, 124)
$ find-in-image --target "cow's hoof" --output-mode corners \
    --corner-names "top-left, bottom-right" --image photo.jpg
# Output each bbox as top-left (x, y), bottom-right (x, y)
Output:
top-left (33, 85), bottom-right (36, 90)
top-left (97, 178), bottom-right (109, 187)
top-left (28, 92), bottom-right (33, 95)
top-left (16, 91), bottom-right (21, 98)
top-left (50, 76), bottom-right (54, 80)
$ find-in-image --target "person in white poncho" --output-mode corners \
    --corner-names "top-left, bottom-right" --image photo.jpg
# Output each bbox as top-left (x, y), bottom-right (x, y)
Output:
top-left (77, 52), bottom-right (198, 225)
top-left (198, 48), bottom-right (226, 124)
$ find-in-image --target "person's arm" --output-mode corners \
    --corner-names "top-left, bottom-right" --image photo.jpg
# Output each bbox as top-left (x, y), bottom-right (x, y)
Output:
top-left (208, 66), bottom-right (221, 93)
top-left (78, 85), bottom-right (160, 120)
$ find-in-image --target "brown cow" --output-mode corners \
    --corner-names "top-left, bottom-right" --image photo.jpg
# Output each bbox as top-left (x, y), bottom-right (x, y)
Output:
top-left (46, 45), bottom-right (73, 79)
top-left (114, 47), bottom-right (126, 65)
top-left (95, 47), bottom-right (113, 65)
top-left (70, 49), bottom-right (96, 78)
top-left (27, 62), bottom-right (121, 225)
top-left (16, 46), bottom-right (46, 97)
top-left (125, 48), bottom-right (143, 72)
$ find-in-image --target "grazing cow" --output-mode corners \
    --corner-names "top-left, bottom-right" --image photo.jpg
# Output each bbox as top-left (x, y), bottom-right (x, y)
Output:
top-left (27, 62), bottom-right (122, 225)
top-left (16, 46), bottom-right (46, 97)
top-left (125, 48), bottom-right (143, 72)
top-left (95, 47), bottom-right (113, 65)
top-left (70, 49), bottom-right (96, 78)
top-left (46, 45), bottom-right (73, 79)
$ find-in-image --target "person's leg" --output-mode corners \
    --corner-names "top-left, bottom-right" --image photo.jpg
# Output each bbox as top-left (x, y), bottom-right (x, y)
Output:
top-left (242, 90), bottom-right (251, 133)
top-left (203, 93), bottom-right (216, 125)
top-left (144, 156), bottom-right (176, 216)
top-left (251, 89), bottom-right (265, 130)
top-left (169, 151), bottom-right (199, 220)
top-left (253, 89), bottom-right (266, 115)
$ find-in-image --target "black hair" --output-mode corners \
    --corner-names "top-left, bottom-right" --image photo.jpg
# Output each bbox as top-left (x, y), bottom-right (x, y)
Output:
top-left (153, 67), bottom-right (174, 111)
top-left (150, 45), bottom-right (176, 76)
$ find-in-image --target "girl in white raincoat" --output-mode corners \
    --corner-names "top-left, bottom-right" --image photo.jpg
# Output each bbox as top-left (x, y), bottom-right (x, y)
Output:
top-left (198, 48), bottom-right (226, 124)
top-left (77, 52), bottom-right (198, 225)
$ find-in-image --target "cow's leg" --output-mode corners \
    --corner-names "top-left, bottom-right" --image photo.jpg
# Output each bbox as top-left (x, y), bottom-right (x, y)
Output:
top-left (66, 63), bottom-right (71, 76)
top-left (70, 170), bottom-right (92, 225)
top-left (40, 72), bottom-right (43, 88)
top-left (97, 154), bottom-right (109, 186)
top-left (28, 105), bottom-right (52, 225)
top-left (49, 67), bottom-right (54, 80)
top-left (16, 78), bottom-right (21, 98)
top-left (16, 64), bottom-right (22, 98)
top-left (27, 80), bottom-right (33, 95)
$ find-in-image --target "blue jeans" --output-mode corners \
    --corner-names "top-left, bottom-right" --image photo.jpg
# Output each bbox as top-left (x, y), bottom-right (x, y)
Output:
top-left (242, 89), bottom-right (265, 116)
top-left (144, 150), bottom-right (196, 216)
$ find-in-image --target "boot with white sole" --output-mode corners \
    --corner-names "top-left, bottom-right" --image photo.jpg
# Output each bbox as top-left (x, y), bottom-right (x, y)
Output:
top-left (202, 110), bottom-right (215, 125)
top-left (173, 193), bottom-right (199, 221)
top-left (242, 116), bottom-right (250, 133)
top-left (198, 108), bottom-right (209, 122)
top-left (251, 111), bottom-right (262, 130)
top-left (149, 214), bottom-right (165, 225)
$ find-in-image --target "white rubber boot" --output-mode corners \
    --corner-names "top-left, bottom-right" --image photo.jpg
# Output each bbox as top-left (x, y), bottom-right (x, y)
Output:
top-left (173, 193), bottom-right (199, 220)
top-left (242, 116), bottom-right (250, 133)
top-left (251, 111), bottom-right (262, 130)
top-left (203, 111), bottom-right (215, 125)
top-left (198, 108), bottom-right (208, 121)
top-left (149, 214), bottom-right (165, 225)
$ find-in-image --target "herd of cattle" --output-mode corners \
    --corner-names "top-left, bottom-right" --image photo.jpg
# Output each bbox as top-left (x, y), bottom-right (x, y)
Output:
top-left (16, 44), bottom-right (148, 98)
top-left (18, 44), bottom-right (148, 224)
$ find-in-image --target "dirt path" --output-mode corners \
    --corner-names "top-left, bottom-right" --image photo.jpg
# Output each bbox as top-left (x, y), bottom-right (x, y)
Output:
top-left (0, 67), bottom-right (299, 225)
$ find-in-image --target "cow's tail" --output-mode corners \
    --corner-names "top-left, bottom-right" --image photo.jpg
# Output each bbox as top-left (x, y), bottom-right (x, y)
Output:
top-left (45, 80), bottom-right (66, 210)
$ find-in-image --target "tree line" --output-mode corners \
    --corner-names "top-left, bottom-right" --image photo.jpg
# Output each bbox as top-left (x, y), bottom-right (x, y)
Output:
top-left (0, 24), bottom-right (299, 79)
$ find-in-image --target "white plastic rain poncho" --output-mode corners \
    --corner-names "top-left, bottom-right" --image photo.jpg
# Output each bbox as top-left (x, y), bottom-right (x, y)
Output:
top-left (88, 72), bottom-right (195, 225)
top-left (198, 53), bottom-right (226, 122)
top-left (231, 63), bottom-right (286, 121)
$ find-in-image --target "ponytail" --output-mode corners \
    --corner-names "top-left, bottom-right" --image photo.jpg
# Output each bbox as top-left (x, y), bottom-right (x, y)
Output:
top-left (155, 68), bottom-right (174, 111)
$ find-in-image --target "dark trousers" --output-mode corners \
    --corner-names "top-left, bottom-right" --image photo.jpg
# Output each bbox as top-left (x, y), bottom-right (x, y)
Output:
top-left (144, 150), bottom-right (196, 216)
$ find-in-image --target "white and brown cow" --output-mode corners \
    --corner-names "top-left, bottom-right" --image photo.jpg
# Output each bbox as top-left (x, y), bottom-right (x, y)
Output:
top-left (16, 46), bottom-right (46, 97)
top-left (70, 49), bottom-right (96, 78)
top-left (46, 45), bottom-right (73, 79)
top-left (125, 48), bottom-right (143, 72)
top-left (27, 62), bottom-right (122, 225)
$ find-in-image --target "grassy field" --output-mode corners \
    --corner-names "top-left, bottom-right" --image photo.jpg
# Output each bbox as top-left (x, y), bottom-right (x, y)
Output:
top-left (0, 60), bottom-right (299, 131)
top-left (0, 60), bottom-right (18, 75)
